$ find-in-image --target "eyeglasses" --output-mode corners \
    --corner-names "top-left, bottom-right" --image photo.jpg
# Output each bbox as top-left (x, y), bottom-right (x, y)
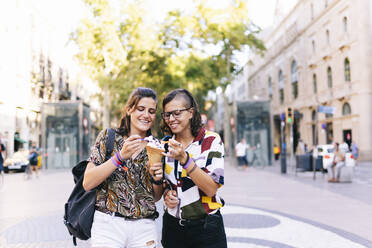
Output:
top-left (161, 107), bottom-right (192, 120)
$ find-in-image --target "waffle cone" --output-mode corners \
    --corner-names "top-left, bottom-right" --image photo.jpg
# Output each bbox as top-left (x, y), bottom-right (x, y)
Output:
top-left (146, 145), bottom-right (165, 166)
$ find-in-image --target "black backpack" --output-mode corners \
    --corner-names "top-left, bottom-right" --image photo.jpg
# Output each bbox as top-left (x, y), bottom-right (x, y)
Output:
top-left (64, 128), bottom-right (115, 246)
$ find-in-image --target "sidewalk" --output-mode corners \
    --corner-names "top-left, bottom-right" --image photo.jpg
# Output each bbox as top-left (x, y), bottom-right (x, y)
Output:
top-left (0, 160), bottom-right (372, 247)
top-left (223, 156), bottom-right (372, 244)
top-left (264, 158), bottom-right (372, 206)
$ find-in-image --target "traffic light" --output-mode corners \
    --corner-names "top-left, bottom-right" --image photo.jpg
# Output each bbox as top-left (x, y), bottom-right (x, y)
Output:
top-left (286, 107), bottom-right (293, 124)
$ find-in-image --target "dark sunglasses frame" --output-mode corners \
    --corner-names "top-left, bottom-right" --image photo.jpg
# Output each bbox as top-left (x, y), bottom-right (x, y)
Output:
top-left (161, 107), bottom-right (192, 120)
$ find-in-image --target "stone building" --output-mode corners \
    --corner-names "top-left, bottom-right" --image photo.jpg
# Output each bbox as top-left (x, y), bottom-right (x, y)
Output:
top-left (0, 0), bottom-right (100, 157)
top-left (244, 0), bottom-right (372, 160)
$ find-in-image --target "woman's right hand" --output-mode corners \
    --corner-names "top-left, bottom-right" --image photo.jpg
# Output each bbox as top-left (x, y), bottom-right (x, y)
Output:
top-left (120, 135), bottom-right (143, 160)
top-left (164, 190), bottom-right (179, 209)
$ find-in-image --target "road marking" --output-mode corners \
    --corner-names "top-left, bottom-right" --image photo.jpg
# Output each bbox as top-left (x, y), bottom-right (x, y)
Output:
top-left (222, 205), bottom-right (369, 248)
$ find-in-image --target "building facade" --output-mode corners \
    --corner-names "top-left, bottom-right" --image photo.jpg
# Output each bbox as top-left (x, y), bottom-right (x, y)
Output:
top-left (0, 0), bottom-right (101, 158)
top-left (243, 0), bottom-right (372, 160)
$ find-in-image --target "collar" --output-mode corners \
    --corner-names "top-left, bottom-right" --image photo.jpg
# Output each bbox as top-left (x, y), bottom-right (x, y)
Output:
top-left (193, 128), bottom-right (205, 143)
top-left (171, 128), bottom-right (205, 148)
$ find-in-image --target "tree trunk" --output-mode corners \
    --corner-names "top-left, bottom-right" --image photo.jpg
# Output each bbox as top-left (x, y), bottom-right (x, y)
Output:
top-left (103, 83), bottom-right (110, 129)
top-left (223, 49), bottom-right (233, 156)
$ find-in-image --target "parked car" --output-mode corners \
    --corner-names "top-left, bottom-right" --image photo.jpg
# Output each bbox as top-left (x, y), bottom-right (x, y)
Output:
top-left (3, 150), bottom-right (30, 173)
top-left (313, 144), bottom-right (355, 170)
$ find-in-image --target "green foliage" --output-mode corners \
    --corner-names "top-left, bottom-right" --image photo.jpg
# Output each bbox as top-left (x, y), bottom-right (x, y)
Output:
top-left (73, 0), bottom-right (265, 125)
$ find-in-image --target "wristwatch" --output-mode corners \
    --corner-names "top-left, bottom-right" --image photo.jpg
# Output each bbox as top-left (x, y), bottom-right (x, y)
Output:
top-left (150, 176), bottom-right (163, 185)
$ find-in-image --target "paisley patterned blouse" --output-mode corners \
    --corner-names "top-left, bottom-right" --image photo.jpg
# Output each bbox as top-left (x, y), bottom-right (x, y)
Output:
top-left (88, 129), bottom-right (156, 219)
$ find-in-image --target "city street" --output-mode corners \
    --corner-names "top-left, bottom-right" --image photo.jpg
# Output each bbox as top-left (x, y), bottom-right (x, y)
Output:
top-left (1, 158), bottom-right (372, 248)
top-left (2, 0), bottom-right (372, 247)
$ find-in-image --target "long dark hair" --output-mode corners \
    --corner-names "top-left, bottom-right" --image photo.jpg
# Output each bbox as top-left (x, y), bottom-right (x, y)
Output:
top-left (117, 87), bottom-right (157, 137)
top-left (161, 89), bottom-right (202, 137)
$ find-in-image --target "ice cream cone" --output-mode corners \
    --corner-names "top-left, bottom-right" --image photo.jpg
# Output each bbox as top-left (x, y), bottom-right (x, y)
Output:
top-left (146, 145), bottom-right (165, 166)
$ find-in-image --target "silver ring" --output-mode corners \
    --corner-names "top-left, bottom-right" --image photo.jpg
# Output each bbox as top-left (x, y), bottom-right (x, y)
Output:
top-left (179, 219), bottom-right (185, 226)
top-left (178, 143), bottom-right (182, 147)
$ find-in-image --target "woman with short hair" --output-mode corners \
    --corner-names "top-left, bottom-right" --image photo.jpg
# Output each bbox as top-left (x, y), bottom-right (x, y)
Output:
top-left (161, 88), bottom-right (227, 248)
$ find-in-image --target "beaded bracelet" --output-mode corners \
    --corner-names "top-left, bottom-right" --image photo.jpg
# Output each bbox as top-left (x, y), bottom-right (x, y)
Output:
top-left (117, 151), bottom-right (125, 161)
top-left (111, 152), bottom-right (128, 171)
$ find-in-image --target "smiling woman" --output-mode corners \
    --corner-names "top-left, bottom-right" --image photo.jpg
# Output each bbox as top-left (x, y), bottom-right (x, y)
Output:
top-left (160, 88), bottom-right (227, 248)
top-left (82, 87), bottom-right (164, 248)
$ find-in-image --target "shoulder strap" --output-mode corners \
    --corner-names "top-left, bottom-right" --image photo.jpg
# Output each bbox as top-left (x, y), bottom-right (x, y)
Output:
top-left (162, 135), bottom-right (171, 153)
top-left (105, 128), bottom-right (115, 161)
top-left (162, 136), bottom-right (172, 189)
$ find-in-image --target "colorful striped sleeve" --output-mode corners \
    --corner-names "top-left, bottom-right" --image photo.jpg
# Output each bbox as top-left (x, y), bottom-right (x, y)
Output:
top-left (203, 132), bottom-right (224, 186)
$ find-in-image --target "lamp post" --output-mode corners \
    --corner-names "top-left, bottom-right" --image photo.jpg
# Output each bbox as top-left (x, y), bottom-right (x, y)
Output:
top-left (280, 113), bottom-right (286, 173)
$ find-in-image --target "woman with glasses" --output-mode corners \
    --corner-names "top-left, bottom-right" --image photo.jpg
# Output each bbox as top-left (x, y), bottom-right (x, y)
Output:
top-left (160, 88), bottom-right (227, 248)
top-left (83, 87), bottom-right (163, 248)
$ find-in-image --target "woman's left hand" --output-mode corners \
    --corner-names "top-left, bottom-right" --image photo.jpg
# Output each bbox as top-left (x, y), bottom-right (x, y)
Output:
top-left (148, 161), bottom-right (163, 181)
top-left (163, 139), bottom-right (188, 164)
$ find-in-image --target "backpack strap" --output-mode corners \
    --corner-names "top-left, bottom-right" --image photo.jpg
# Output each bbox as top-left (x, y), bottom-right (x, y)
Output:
top-left (162, 136), bottom-right (172, 190)
top-left (105, 128), bottom-right (115, 161)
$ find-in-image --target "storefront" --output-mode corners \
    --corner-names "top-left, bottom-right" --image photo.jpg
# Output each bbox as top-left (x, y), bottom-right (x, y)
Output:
top-left (236, 101), bottom-right (272, 166)
top-left (41, 101), bottom-right (90, 169)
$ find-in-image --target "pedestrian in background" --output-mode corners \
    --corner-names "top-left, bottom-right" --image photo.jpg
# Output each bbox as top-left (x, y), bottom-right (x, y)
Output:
top-left (296, 139), bottom-right (305, 155)
top-left (340, 141), bottom-right (350, 153)
top-left (0, 137), bottom-right (6, 175)
top-left (28, 144), bottom-right (39, 178)
top-left (235, 138), bottom-right (249, 169)
top-left (161, 88), bottom-right (227, 248)
top-left (83, 87), bottom-right (163, 248)
top-left (328, 142), bottom-right (345, 183)
top-left (351, 141), bottom-right (359, 164)
top-left (273, 144), bottom-right (280, 161)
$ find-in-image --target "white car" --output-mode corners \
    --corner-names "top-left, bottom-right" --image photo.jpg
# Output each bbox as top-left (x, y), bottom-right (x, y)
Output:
top-left (313, 144), bottom-right (355, 170)
top-left (3, 150), bottom-right (30, 173)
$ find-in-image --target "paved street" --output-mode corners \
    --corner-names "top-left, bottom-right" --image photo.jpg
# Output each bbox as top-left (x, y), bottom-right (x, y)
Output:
top-left (1, 158), bottom-right (372, 248)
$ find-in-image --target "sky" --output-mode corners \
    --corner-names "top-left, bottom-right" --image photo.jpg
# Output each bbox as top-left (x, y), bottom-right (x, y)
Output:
top-left (52, 0), bottom-right (280, 49)
top-left (136, 0), bottom-right (278, 66)
top-left (45, 0), bottom-right (285, 53)
top-left (43, 0), bottom-right (284, 72)
top-left (247, 0), bottom-right (277, 29)
top-left (145, 0), bottom-right (277, 29)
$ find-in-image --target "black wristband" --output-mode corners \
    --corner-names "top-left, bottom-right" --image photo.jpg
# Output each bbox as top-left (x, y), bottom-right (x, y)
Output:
top-left (180, 151), bottom-right (190, 167)
top-left (150, 176), bottom-right (163, 185)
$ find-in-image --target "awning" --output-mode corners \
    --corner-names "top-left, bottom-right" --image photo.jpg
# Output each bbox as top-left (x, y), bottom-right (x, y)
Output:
top-left (14, 136), bottom-right (27, 144)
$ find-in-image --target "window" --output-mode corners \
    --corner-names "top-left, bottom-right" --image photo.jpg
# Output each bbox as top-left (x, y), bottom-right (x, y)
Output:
top-left (326, 29), bottom-right (330, 45)
top-left (311, 3), bottom-right (314, 20)
top-left (291, 60), bottom-right (298, 99)
top-left (312, 110), bottom-right (316, 121)
top-left (342, 102), bottom-right (351, 115)
top-left (312, 40), bottom-right (316, 53)
top-left (58, 68), bottom-right (63, 90)
top-left (279, 70), bottom-right (284, 104)
top-left (343, 16), bottom-right (348, 33)
top-left (313, 73), bottom-right (317, 93)
top-left (325, 0), bottom-right (328, 8)
top-left (344, 58), bottom-right (351, 82)
top-left (325, 112), bottom-right (333, 119)
top-left (311, 110), bottom-right (316, 145)
top-left (268, 77), bottom-right (273, 99)
top-left (327, 66), bottom-right (332, 88)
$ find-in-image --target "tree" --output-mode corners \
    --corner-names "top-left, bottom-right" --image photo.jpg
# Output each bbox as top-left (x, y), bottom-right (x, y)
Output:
top-left (158, 0), bottom-right (266, 150)
top-left (72, 0), bottom-right (265, 136)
